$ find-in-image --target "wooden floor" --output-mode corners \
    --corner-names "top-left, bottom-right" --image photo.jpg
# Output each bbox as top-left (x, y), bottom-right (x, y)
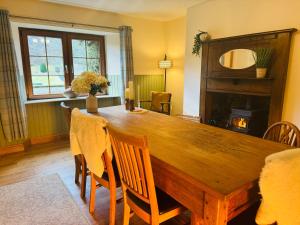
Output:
top-left (0, 141), bottom-right (258, 225)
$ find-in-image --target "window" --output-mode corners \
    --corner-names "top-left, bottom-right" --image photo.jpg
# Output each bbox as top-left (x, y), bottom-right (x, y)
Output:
top-left (20, 28), bottom-right (106, 99)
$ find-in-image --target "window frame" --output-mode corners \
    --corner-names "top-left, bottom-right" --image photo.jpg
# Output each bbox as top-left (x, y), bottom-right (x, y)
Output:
top-left (19, 28), bottom-right (106, 100)
top-left (67, 32), bottom-right (106, 82)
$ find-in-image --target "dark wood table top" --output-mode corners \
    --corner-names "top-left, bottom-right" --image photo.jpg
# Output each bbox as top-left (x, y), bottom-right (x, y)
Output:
top-left (93, 105), bottom-right (289, 197)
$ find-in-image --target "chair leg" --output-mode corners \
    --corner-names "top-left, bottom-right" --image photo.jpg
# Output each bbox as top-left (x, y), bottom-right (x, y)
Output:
top-left (81, 155), bottom-right (87, 199)
top-left (109, 181), bottom-right (116, 225)
top-left (74, 155), bottom-right (80, 184)
top-left (123, 197), bottom-right (130, 225)
top-left (150, 221), bottom-right (159, 225)
top-left (89, 173), bottom-right (96, 214)
top-left (150, 212), bottom-right (159, 225)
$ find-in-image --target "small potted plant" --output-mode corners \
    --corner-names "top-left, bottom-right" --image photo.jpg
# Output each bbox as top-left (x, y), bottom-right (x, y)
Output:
top-left (71, 71), bottom-right (110, 113)
top-left (192, 31), bottom-right (210, 56)
top-left (253, 48), bottom-right (273, 78)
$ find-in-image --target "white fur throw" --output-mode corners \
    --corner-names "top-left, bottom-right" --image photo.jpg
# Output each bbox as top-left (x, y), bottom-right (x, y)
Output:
top-left (256, 148), bottom-right (300, 225)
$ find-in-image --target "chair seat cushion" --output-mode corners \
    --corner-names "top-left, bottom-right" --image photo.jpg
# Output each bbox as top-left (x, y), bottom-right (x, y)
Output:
top-left (101, 171), bottom-right (109, 181)
top-left (100, 159), bottom-right (121, 187)
top-left (151, 92), bottom-right (171, 113)
top-left (127, 187), bottom-right (181, 215)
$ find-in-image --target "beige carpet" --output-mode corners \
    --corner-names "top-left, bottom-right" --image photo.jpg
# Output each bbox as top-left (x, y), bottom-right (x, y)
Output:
top-left (0, 174), bottom-right (90, 225)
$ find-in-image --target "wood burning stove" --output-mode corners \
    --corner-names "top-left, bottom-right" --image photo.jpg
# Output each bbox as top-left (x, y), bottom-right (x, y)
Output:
top-left (229, 107), bottom-right (268, 136)
top-left (207, 94), bottom-right (270, 137)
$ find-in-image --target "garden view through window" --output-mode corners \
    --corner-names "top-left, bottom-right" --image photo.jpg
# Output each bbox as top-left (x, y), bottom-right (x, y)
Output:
top-left (20, 28), bottom-right (106, 99)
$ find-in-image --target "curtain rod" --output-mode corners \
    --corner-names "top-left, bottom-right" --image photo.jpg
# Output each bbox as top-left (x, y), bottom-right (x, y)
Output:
top-left (9, 15), bottom-right (120, 32)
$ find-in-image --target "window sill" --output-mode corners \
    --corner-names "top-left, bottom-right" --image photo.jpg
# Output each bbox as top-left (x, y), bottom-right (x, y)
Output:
top-left (24, 95), bottom-right (120, 105)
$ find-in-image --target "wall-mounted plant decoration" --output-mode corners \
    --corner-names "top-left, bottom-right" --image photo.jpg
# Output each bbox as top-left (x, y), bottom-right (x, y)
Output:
top-left (192, 31), bottom-right (210, 56)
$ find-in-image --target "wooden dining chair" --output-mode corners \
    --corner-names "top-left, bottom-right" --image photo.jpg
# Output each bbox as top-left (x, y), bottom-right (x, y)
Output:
top-left (263, 121), bottom-right (300, 147)
top-left (60, 102), bottom-right (89, 198)
top-left (108, 125), bottom-right (184, 225)
top-left (140, 91), bottom-right (172, 115)
top-left (89, 148), bottom-right (121, 225)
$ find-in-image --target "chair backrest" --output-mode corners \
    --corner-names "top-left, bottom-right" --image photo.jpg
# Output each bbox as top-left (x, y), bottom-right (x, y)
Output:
top-left (263, 121), bottom-right (300, 147)
top-left (150, 91), bottom-right (171, 114)
top-left (60, 102), bottom-right (72, 130)
top-left (108, 125), bottom-right (159, 214)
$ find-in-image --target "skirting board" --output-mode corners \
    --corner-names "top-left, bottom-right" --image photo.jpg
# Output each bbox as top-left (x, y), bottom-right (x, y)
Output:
top-left (30, 134), bottom-right (69, 145)
top-left (0, 134), bottom-right (69, 156)
top-left (0, 143), bottom-right (25, 156)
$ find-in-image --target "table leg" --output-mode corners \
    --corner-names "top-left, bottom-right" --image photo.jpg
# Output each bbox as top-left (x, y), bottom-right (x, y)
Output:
top-left (203, 194), bottom-right (228, 225)
top-left (191, 213), bottom-right (203, 225)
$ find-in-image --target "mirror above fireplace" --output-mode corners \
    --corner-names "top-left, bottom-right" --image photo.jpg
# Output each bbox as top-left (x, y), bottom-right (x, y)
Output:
top-left (219, 49), bottom-right (256, 69)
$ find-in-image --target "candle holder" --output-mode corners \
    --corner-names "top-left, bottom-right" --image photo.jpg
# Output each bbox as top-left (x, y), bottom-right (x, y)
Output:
top-left (125, 98), bottom-right (130, 110)
top-left (129, 99), bottom-right (135, 111)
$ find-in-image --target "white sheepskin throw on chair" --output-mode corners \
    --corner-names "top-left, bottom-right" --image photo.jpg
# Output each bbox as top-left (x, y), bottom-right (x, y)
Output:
top-left (256, 148), bottom-right (300, 225)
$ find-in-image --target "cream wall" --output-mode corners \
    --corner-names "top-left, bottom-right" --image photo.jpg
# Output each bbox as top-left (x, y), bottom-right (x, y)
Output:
top-left (165, 17), bottom-right (186, 115)
top-left (0, 0), bottom-right (165, 75)
top-left (1, 0), bottom-right (187, 114)
top-left (0, 0), bottom-right (186, 114)
top-left (184, 0), bottom-right (300, 127)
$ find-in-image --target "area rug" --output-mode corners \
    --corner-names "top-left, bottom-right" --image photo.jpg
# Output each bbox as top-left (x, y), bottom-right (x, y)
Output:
top-left (0, 174), bottom-right (90, 225)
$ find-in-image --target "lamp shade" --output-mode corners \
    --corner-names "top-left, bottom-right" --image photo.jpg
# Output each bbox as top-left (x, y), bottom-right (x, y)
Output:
top-left (159, 60), bottom-right (172, 69)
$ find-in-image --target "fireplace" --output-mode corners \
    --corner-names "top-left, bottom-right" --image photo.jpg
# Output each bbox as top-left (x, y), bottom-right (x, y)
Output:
top-left (199, 29), bottom-right (296, 138)
top-left (229, 107), bottom-right (268, 136)
top-left (207, 93), bottom-right (270, 137)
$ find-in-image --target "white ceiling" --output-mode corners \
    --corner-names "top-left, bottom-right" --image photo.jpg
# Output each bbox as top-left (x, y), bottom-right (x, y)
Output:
top-left (43, 0), bottom-right (208, 21)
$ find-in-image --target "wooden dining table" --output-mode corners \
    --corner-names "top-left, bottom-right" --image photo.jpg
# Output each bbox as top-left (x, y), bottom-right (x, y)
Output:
top-left (92, 105), bottom-right (289, 225)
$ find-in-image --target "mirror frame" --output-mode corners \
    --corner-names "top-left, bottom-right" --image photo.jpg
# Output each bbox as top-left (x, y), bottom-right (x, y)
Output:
top-left (219, 49), bottom-right (256, 70)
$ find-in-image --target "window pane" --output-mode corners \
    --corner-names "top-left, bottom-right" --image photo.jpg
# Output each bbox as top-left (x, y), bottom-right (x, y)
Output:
top-left (48, 57), bottom-right (64, 75)
top-left (73, 58), bottom-right (87, 75)
top-left (72, 40), bottom-right (86, 57)
top-left (30, 57), bottom-right (48, 75)
top-left (49, 75), bottom-right (65, 87)
top-left (23, 30), bottom-right (105, 98)
top-left (33, 87), bottom-right (49, 95)
top-left (50, 86), bottom-right (65, 94)
top-left (28, 36), bottom-right (46, 56)
top-left (87, 41), bottom-right (100, 58)
top-left (46, 37), bottom-right (63, 57)
top-left (73, 75), bottom-right (80, 81)
top-left (32, 75), bottom-right (49, 87)
top-left (87, 59), bottom-right (100, 73)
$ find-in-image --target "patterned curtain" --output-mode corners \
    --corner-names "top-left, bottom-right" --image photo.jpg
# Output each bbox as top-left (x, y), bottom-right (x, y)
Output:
top-left (119, 26), bottom-right (134, 101)
top-left (0, 10), bottom-right (27, 142)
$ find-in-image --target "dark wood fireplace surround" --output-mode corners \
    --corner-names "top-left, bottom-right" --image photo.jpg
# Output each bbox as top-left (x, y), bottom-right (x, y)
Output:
top-left (200, 29), bottom-right (297, 137)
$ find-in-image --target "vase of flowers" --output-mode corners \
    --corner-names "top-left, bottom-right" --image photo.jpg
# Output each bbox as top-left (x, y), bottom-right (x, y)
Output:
top-left (71, 71), bottom-right (110, 113)
top-left (86, 85), bottom-right (99, 113)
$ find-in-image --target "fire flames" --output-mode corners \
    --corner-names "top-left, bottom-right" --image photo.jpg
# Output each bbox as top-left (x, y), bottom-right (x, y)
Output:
top-left (232, 117), bottom-right (248, 129)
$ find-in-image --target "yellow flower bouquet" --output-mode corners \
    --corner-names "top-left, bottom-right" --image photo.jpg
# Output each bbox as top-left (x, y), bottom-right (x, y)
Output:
top-left (71, 71), bottom-right (110, 96)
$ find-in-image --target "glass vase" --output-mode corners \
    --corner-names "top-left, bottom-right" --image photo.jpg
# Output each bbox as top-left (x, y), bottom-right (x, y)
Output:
top-left (86, 94), bottom-right (98, 113)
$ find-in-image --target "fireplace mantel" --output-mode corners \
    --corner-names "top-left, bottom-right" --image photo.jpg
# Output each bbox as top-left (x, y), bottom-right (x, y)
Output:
top-left (200, 28), bottom-right (297, 132)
